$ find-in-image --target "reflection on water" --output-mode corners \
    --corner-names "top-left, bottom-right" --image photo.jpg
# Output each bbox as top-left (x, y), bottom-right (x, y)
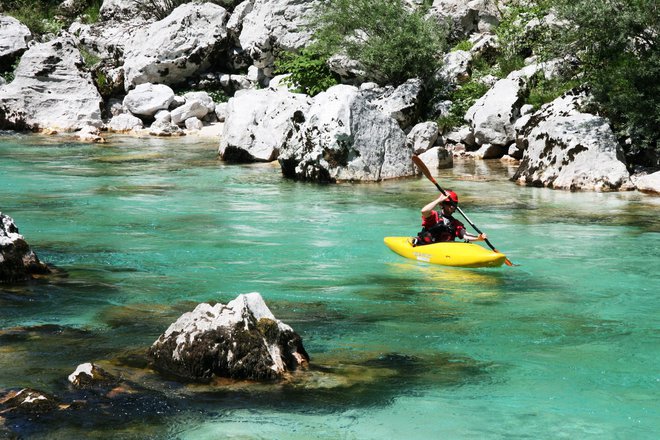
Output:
top-left (1, 134), bottom-right (659, 439)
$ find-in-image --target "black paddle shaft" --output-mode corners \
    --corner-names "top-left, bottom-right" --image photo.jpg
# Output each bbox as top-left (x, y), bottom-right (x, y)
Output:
top-left (430, 180), bottom-right (499, 252)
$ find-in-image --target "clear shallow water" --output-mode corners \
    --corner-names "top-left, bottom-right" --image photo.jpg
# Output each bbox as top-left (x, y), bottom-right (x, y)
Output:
top-left (1, 132), bottom-right (658, 439)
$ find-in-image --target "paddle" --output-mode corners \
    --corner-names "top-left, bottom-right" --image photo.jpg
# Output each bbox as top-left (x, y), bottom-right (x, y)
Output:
top-left (412, 155), bottom-right (515, 267)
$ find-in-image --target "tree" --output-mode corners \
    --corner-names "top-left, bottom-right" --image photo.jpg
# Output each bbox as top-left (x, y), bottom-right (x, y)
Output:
top-left (311, 0), bottom-right (449, 86)
top-left (547, 0), bottom-right (659, 164)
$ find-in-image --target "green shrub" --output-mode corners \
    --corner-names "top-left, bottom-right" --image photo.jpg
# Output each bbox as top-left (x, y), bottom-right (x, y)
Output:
top-left (437, 79), bottom-right (490, 132)
top-left (451, 40), bottom-right (473, 52)
top-left (526, 74), bottom-right (579, 109)
top-left (274, 47), bottom-right (339, 96)
top-left (79, 47), bottom-right (101, 68)
top-left (81, 0), bottom-right (102, 24)
top-left (3, 0), bottom-right (103, 35)
top-left (544, 0), bottom-right (659, 163)
top-left (311, 0), bottom-right (449, 86)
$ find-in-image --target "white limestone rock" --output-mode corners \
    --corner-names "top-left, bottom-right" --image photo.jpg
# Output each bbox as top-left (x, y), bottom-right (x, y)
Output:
top-left (237, 0), bottom-right (318, 74)
top-left (0, 34), bottom-right (103, 132)
top-left (123, 83), bottom-right (175, 116)
top-left (107, 113), bottom-right (144, 132)
top-left (407, 121), bottom-right (440, 154)
top-left (278, 84), bottom-right (414, 182)
top-left (123, 2), bottom-right (229, 90)
top-left (513, 91), bottom-right (633, 191)
top-left (0, 15), bottom-right (32, 63)
top-left (631, 171), bottom-right (660, 195)
top-left (220, 88), bottom-right (311, 162)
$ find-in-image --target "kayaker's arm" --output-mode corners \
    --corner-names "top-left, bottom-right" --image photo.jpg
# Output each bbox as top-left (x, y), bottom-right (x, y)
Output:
top-left (421, 195), bottom-right (446, 218)
top-left (463, 231), bottom-right (487, 242)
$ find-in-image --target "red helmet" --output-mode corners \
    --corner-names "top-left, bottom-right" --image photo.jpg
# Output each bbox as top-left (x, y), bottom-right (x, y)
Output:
top-left (443, 190), bottom-right (459, 206)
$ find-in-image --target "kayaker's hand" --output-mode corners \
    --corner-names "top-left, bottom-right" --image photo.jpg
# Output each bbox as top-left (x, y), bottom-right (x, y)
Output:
top-left (478, 233), bottom-right (487, 241)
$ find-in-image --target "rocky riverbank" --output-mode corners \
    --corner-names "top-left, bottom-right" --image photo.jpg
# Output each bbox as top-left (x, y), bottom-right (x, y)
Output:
top-left (0, 1), bottom-right (658, 193)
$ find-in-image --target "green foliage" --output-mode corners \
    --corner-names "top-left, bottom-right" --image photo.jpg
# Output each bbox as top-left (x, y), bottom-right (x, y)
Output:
top-left (526, 74), bottom-right (579, 109)
top-left (437, 80), bottom-right (490, 133)
top-left (495, 0), bottom-right (554, 60)
top-left (81, 0), bottom-right (102, 24)
top-left (451, 40), bottom-right (473, 52)
top-left (205, 89), bottom-right (230, 103)
top-left (2, 0), bottom-right (102, 35)
top-left (79, 47), bottom-right (100, 68)
top-left (311, 0), bottom-right (449, 85)
top-left (274, 47), bottom-right (339, 96)
top-left (3, 0), bottom-right (63, 35)
top-left (545, 0), bottom-right (659, 162)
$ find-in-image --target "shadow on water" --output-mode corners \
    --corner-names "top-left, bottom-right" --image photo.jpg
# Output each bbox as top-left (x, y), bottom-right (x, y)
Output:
top-left (0, 324), bottom-right (492, 439)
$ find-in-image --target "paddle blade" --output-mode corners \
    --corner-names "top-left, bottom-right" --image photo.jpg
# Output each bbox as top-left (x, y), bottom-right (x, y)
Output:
top-left (412, 155), bottom-right (435, 183)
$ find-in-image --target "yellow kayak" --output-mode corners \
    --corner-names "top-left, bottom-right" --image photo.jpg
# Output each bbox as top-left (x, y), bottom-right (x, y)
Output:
top-left (384, 236), bottom-right (506, 268)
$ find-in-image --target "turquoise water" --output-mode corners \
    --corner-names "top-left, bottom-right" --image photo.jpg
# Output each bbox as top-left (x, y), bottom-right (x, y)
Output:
top-left (1, 132), bottom-right (658, 439)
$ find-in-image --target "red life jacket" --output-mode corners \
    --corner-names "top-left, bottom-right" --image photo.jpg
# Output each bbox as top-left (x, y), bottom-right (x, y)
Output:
top-left (414, 212), bottom-right (464, 246)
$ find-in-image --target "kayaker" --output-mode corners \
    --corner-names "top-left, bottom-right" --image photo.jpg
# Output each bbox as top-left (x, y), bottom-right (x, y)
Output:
top-left (413, 190), bottom-right (487, 246)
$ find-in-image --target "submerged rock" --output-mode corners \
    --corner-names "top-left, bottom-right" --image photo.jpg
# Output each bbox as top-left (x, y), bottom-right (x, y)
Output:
top-left (68, 363), bottom-right (119, 389)
top-left (0, 213), bottom-right (51, 283)
top-left (0, 388), bottom-right (59, 413)
top-left (148, 292), bottom-right (309, 382)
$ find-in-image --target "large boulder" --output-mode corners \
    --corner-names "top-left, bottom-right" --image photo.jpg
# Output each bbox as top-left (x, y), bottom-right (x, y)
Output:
top-left (0, 35), bottom-right (103, 131)
top-left (220, 88), bottom-right (311, 162)
top-left (427, 0), bottom-right (501, 38)
top-left (69, 18), bottom-right (141, 63)
top-left (0, 15), bottom-right (31, 70)
top-left (99, 0), bottom-right (154, 21)
top-left (631, 170), bottom-right (660, 195)
top-left (122, 83), bottom-right (175, 116)
top-left (278, 84), bottom-right (413, 182)
top-left (363, 79), bottom-right (425, 130)
top-left (466, 76), bottom-right (528, 147)
top-left (1, 213), bottom-right (51, 283)
top-left (149, 292), bottom-right (309, 382)
top-left (407, 121), bottom-right (440, 154)
top-left (236, 0), bottom-right (318, 76)
top-left (123, 2), bottom-right (229, 90)
top-left (512, 91), bottom-right (633, 191)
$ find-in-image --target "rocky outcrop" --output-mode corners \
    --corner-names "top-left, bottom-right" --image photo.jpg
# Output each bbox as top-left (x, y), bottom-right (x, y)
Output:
top-left (427, 0), bottom-right (501, 39)
top-left (68, 363), bottom-right (119, 389)
top-left (0, 34), bottom-right (103, 132)
top-left (278, 84), bottom-right (414, 182)
top-left (512, 91), bottom-right (633, 191)
top-left (236, 0), bottom-right (318, 77)
top-left (466, 76), bottom-right (528, 148)
top-left (0, 213), bottom-right (51, 283)
top-left (407, 121), bottom-right (440, 154)
top-left (0, 15), bottom-right (31, 69)
top-left (220, 88), bottom-right (311, 162)
top-left (0, 388), bottom-right (59, 413)
top-left (364, 79), bottom-right (425, 130)
top-left (631, 170), bottom-right (660, 194)
top-left (122, 2), bottom-right (230, 90)
top-left (149, 292), bottom-right (309, 382)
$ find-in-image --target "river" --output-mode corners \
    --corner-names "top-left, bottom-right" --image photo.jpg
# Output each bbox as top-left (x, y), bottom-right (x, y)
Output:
top-left (1, 132), bottom-right (658, 439)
